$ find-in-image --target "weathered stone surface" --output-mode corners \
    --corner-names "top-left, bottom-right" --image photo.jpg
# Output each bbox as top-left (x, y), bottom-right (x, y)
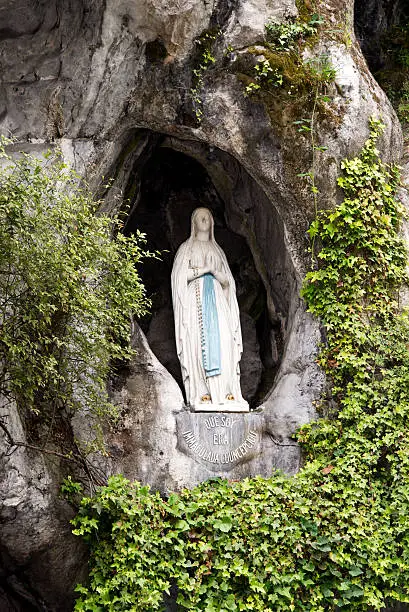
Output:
top-left (224, 0), bottom-right (296, 48)
top-left (0, 403), bottom-right (87, 611)
top-left (106, 326), bottom-right (185, 492)
top-left (0, 0), bottom-right (407, 608)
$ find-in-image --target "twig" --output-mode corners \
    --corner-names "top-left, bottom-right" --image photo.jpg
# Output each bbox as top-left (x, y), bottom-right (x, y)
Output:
top-left (268, 433), bottom-right (298, 447)
top-left (310, 84), bottom-right (320, 265)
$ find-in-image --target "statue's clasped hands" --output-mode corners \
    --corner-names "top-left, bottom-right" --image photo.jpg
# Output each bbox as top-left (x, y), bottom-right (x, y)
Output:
top-left (187, 252), bottom-right (228, 287)
top-left (205, 252), bottom-right (218, 276)
top-left (205, 252), bottom-right (229, 288)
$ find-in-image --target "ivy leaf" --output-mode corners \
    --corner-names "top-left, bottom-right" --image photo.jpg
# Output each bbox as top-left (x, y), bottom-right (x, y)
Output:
top-left (175, 520), bottom-right (190, 531)
top-left (308, 219), bottom-right (320, 238)
top-left (213, 517), bottom-right (233, 532)
top-left (349, 566), bottom-right (363, 576)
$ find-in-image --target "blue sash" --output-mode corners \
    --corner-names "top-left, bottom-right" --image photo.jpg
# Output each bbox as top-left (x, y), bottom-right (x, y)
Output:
top-left (201, 273), bottom-right (221, 377)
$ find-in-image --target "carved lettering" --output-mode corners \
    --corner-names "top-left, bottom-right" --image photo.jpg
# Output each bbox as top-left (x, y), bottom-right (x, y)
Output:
top-left (213, 432), bottom-right (228, 445)
top-left (182, 429), bottom-right (258, 465)
top-left (205, 416), bottom-right (233, 429)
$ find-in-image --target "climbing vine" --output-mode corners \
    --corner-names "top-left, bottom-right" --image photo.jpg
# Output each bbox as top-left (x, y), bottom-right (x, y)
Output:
top-left (72, 121), bottom-right (409, 610)
top-left (243, 13), bottom-right (335, 100)
top-left (190, 30), bottom-right (221, 122)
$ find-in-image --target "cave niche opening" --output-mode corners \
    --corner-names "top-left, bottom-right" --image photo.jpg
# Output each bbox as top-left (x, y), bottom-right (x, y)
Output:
top-left (118, 133), bottom-right (292, 408)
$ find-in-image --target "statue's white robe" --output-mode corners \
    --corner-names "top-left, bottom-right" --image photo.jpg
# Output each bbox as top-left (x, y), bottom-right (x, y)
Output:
top-left (171, 228), bottom-right (246, 410)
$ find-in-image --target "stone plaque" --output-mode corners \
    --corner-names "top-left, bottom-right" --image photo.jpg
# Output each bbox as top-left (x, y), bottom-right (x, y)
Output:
top-left (176, 411), bottom-right (264, 472)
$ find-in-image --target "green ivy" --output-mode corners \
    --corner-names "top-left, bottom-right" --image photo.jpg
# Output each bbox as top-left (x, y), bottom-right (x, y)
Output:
top-left (72, 120), bottom-right (409, 610)
top-left (265, 13), bottom-right (323, 51)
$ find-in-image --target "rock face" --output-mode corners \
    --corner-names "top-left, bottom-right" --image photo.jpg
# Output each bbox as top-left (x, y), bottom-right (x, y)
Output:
top-left (0, 402), bottom-right (88, 611)
top-left (0, 0), bottom-right (406, 608)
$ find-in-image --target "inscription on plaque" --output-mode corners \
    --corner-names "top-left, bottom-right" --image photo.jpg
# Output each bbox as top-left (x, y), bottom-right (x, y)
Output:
top-left (182, 429), bottom-right (257, 464)
top-left (176, 412), bottom-right (264, 471)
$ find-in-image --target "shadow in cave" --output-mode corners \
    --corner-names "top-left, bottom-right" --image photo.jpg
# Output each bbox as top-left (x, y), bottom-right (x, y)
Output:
top-left (123, 144), bottom-right (282, 408)
top-left (354, 0), bottom-right (409, 73)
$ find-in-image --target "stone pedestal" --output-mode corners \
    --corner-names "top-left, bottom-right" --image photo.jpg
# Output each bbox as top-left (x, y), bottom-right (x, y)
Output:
top-left (176, 411), bottom-right (264, 473)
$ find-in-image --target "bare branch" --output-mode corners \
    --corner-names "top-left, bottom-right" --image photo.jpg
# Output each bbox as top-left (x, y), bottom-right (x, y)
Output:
top-left (0, 417), bottom-right (107, 487)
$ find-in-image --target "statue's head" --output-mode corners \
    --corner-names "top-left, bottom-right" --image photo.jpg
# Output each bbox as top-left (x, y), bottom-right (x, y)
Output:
top-left (191, 207), bottom-right (213, 238)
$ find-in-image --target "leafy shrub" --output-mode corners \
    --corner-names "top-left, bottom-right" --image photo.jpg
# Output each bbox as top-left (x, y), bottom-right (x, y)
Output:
top-left (0, 141), bottom-right (151, 445)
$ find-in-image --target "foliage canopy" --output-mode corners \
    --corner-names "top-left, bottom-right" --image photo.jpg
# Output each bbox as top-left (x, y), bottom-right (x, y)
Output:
top-left (0, 141), bottom-right (150, 448)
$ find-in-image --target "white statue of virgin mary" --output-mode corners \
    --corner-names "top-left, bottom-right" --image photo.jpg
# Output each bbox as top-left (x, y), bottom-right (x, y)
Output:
top-left (171, 208), bottom-right (249, 412)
